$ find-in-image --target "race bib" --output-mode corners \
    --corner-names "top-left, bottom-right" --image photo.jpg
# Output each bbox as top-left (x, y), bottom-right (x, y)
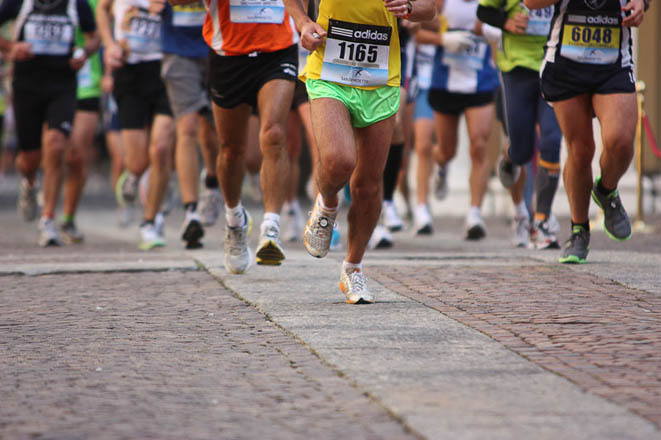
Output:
top-left (559, 13), bottom-right (620, 64)
top-left (77, 59), bottom-right (93, 88)
top-left (172, 2), bottom-right (206, 27)
top-left (229, 0), bottom-right (285, 24)
top-left (23, 14), bottom-right (74, 56)
top-left (441, 36), bottom-right (487, 71)
top-left (525, 5), bottom-right (553, 36)
top-left (125, 7), bottom-right (162, 54)
top-left (320, 19), bottom-right (392, 87)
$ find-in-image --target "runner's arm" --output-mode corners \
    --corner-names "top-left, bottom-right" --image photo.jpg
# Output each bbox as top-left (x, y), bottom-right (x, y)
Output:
top-left (283, 0), bottom-right (326, 51)
top-left (0, 0), bottom-right (31, 59)
top-left (622, 0), bottom-right (645, 27)
top-left (96, 0), bottom-right (123, 70)
top-left (384, 0), bottom-right (437, 22)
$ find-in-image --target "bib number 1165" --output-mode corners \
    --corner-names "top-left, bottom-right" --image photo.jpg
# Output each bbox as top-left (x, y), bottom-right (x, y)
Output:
top-left (337, 42), bottom-right (378, 63)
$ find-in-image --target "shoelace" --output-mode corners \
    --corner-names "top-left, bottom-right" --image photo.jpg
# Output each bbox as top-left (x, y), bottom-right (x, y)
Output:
top-left (349, 272), bottom-right (366, 292)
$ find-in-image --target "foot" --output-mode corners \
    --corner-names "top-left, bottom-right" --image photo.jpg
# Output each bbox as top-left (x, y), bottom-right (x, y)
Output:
top-left (224, 209), bottom-right (253, 274)
top-left (531, 214), bottom-right (560, 249)
top-left (340, 269), bottom-right (374, 304)
top-left (303, 195), bottom-right (337, 258)
top-left (414, 204), bottom-right (433, 235)
top-left (181, 209), bottom-right (204, 250)
top-left (115, 171), bottom-right (138, 207)
top-left (512, 214), bottom-right (530, 248)
top-left (558, 225), bottom-right (590, 264)
top-left (433, 165), bottom-right (448, 200)
top-left (198, 188), bottom-right (223, 227)
top-left (256, 223), bottom-right (286, 266)
top-left (60, 220), bottom-right (85, 244)
top-left (283, 205), bottom-right (304, 242)
top-left (497, 155), bottom-right (521, 189)
top-left (139, 222), bottom-right (165, 251)
top-left (382, 200), bottom-right (403, 232)
top-left (591, 177), bottom-right (632, 241)
top-left (18, 178), bottom-right (38, 222)
top-left (38, 218), bottom-right (61, 247)
top-left (368, 224), bottom-right (393, 250)
top-left (465, 210), bottom-right (486, 241)
top-left (330, 223), bottom-right (342, 251)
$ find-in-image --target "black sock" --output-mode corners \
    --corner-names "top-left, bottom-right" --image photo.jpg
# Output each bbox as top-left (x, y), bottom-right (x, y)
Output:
top-left (383, 144), bottom-right (404, 201)
top-left (571, 221), bottom-right (590, 233)
top-left (596, 178), bottom-right (615, 196)
top-left (184, 202), bottom-right (198, 212)
top-left (141, 219), bottom-right (155, 227)
top-left (205, 174), bottom-right (219, 189)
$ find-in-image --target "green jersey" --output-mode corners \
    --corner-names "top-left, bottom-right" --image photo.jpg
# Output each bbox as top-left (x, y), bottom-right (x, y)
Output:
top-left (478, 0), bottom-right (553, 72)
top-left (75, 0), bottom-right (102, 99)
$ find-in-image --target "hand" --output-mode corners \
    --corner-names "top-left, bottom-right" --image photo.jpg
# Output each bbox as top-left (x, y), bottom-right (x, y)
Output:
top-left (69, 48), bottom-right (87, 71)
top-left (8, 42), bottom-right (34, 61)
top-left (101, 74), bottom-right (114, 94)
top-left (622, 0), bottom-right (645, 27)
top-left (104, 42), bottom-right (124, 70)
top-left (384, 0), bottom-right (411, 18)
top-left (149, 0), bottom-right (167, 15)
top-left (441, 30), bottom-right (474, 52)
top-left (504, 12), bottom-right (528, 34)
top-left (300, 21), bottom-right (327, 52)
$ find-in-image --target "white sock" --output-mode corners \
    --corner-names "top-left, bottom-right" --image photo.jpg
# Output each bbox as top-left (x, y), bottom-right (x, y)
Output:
top-left (468, 206), bottom-right (481, 218)
top-left (226, 203), bottom-right (245, 227)
top-left (515, 201), bottom-right (528, 218)
top-left (342, 260), bottom-right (362, 274)
top-left (318, 195), bottom-right (338, 212)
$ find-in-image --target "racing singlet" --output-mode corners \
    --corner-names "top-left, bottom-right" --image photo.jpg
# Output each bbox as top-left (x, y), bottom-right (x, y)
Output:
top-left (14, 0), bottom-right (77, 57)
top-left (202, 0), bottom-right (299, 56)
top-left (76, 0), bottom-right (102, 99)
top-left (114, 0), bottom-right (163, 64)
top-left (301, 0), bottom-right (401, 89)
top-left (162, 2), bottom-right (208, 58)
top-left (430, 0), bottom-right (498, 94)
top-left (544, 0), bottom-right (632, 68)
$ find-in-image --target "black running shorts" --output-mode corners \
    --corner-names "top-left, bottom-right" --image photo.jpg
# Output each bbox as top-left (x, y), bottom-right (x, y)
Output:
top-left (113, 60), bottom-right (173, 129)
top-left (208, 44), bottom-right (298, 109)
top-left (428, 89), bottom-right (495, 116)
top-left (540, 61), bottom-right (636, 102)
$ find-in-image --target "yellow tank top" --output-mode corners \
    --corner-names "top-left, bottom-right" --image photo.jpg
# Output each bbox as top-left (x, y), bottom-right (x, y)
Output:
top-left (301, 0), bottom-right (400, 89)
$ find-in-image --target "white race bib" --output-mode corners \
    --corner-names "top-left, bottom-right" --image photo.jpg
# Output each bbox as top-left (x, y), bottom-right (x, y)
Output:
top-left (125, 8), bottom-right (162, 54)
top-left (559, 13), bottom-right (620, 65)
top-left (525, 5), bottom-right (553, 36)
top-left (172, 3), bottom-right (206, 27)
top-left (441, 36), bottom-right (487, 71)
top-left (320, 19), bottom-right (392, 87)
top-left (23, 14), bottom-right (74, 56)
top-left (229, 0), bottom-right (285, 24)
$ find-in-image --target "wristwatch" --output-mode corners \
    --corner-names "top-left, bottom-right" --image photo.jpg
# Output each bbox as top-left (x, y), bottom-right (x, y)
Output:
top-left (406, 0), bottom-right (413, 16)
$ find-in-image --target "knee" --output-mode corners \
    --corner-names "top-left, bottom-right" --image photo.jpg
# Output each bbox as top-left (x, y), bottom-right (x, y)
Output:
top-left (468, 139), bottom-right (487, 164)
top-left (566, 140), bottom-right (595, 166)
top-left (149, 138), bottom-right (173, 166)
top-left (260, 122), bottom-right (286, 151)
top-left (43, 131), bottom-right (67, 158)
top-left (321, 154), bottom-right (355, 184)
top-left (351, 178), bottom-right (381, 203)
top-left (603, 133), bottom-right (634, 161)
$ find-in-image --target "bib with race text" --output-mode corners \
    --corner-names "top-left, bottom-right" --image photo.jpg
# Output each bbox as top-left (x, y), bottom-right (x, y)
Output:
top-left (124, 7), bottom-right (161, 54)
top-left (173, 2), bottom-right (206, 27)
top-left (320, 19), bottom-right (392, 87)
top-left (23, 14), bottom-right (74, 56)
top-left (77, 58), bottom-right (93, 88)
top-left (525, 5), bottom-right (553, 36)
top-left (229, 0), bottom-right (285, 24)
top-left (559, 12), bottom-right (621, 64)
top-left (441, 35), bottom-right (487, 71)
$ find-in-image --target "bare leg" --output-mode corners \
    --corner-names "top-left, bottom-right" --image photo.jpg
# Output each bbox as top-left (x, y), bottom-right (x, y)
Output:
top-left (464, 103), bottom-right (494, 208)
top-left (105, 130), bottom-right (124, 188)
top-left (198, 115), bottom-right (218, 178)
top-left (286, 110), bottom-right (302, 204)
top-left (121, 129), bottom-right (150, 176)
top-left (414, 117), bottom-right (435, 205)
top-left (41, 129), bottom-right (68, 219)
top-left (297, 101), bottom-right (318, 198)
top-left (63, 110), bottom-right (98, 217)
top-left (144, 115), bottom-right (175, 221)
top-left (433, 112), bottom-right (459, 166)
top-left (174, 112), bottom-right (200, 205)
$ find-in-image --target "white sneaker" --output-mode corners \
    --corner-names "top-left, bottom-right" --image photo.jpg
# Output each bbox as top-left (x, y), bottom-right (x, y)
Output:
top-left (465, 209), bottom-right (486, 240)
top-left (340, 269), bottom-right (374, 304)
top-left (224, 209), bottom-right (253, 274)
top-left (256, 222), bottom-right (285, 266)
top-left (433, 165), bottom-right (448, 200)
top-left (531, 213), bottom-right (560, 249)
top-left (18, 178), bottom-right (38, 222)
top-left (139, 221), bottom-right (165, 251)
top-left (38, 218), bottom-right (61, 247)
top-left (512, 214), bottom-right (530, 248)
top-left (382, 200), bottom-right (403, 232)
top-left (115, 171), bottom-right (138, 207)
top-left (283, 204), bottom-right (304, 242)
top-left (368, 224), bottom-right (393, 250)
top-left (117, 206), bottom-right (134, 228)
top-left (180, 209), bottom-right (204, 249)
top-left (414, 204), bottom-right (433, 235)
top-left (303, 195), bottom-right (338, 258)
top-left (198, 188), bottom-right (223, 226)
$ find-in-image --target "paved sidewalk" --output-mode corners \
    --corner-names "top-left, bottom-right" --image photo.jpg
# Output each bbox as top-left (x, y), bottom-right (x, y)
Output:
top-left (1, 198), bottom-right (660, 439)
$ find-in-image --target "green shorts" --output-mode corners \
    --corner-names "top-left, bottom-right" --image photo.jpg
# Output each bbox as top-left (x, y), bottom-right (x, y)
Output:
top-left (305, 79), bottom-right (400, 128)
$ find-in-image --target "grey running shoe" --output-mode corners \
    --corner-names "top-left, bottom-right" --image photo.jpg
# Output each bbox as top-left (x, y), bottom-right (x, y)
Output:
top-left (591, 177), bottom-right (632, 241)
top-left (433, 165), bottom-right (448, 200)
top-left (512, 214), bottom-right (530, 248)
top-left (340, 269), bottom-right (374, 304)
top-left (224, 209), bottom-right (253, 274)
top-left (256, 223), bottom-right (286, 266)
top-left (558, 225), bottom-right (590, 264)
top-left (115, 171), bottom-right (138, 207)
top-left (60, 221), bottom-right (85, 244)
top-left (139, 222), bottom-right (165, 251)
top-left (180, 209), bottom-right (204, 249)
top-left (198, 188), bottom-right (223, 226)
top-left (497, 155), bottom-right (521, 189)
top-left (38, 218), bottom-right (61, 247)
top-left (18, 178), bottom-right (38, 222)
top-left (303, 195), bottom-right (337, 258)
top-left (531, 215), bottom-right (560, 249)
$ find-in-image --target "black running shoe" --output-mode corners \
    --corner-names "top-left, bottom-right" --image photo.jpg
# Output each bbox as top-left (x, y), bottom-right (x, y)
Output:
top-left (558, 225), bottom-right (590, 264)
top-left (591, 177), bottom-right (632, 241)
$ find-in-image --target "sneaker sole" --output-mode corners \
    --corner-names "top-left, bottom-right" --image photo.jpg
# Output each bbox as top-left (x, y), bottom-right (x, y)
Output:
top-left (139, 240), bottom-right (165, 251)
top-left (388, 224), bottom-right (403, 233)
top-left (558, 255), bottom-right (587, 264)
top-left (416, 224), bottom-right (433, 235)
top-left (39, 239), bottom-right (61, 247)
top-left (591, 190), bottom-right (632, 242)
top-left (339, 282), bottom-right (374, 304)
top-left (466, 225), bottom-right (486, 240)
top-left (182, 219), bottom-right (204, 249)
top-left (256, 240), bottom-right (285, 266)
top-left (61, 234), bottom-right (84, 245)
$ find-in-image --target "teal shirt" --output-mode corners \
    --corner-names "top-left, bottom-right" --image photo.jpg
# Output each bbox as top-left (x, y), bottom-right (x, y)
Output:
top-left (478, 0), bottom-right (552, 72)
